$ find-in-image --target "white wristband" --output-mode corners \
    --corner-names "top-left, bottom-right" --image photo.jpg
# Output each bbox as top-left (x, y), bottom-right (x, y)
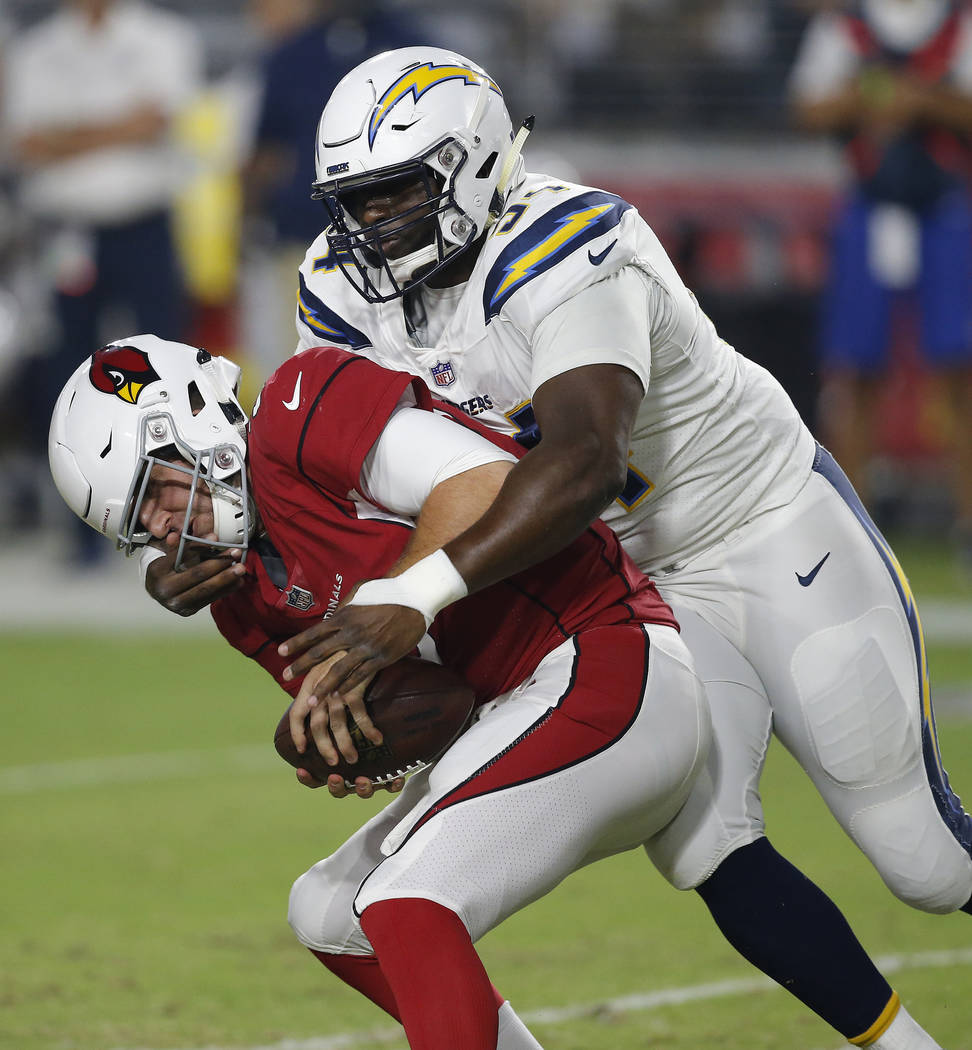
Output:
top-left (137, 544), bottom-right (166, 588)
top-left (348, 549), bottom-right (468, 629)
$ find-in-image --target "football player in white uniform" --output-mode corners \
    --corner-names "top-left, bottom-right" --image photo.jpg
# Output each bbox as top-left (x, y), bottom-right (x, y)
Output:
top-left (146, 48), bottom-right (971, 1050)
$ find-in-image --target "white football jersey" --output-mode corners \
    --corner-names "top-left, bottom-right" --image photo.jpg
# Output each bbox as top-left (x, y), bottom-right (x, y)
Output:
top-left (296, 172), bottom-right (816, 575)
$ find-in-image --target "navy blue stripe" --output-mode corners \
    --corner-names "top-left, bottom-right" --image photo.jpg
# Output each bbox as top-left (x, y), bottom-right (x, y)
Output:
top-left (297, 273), bottom-right (372, 350)
top-left (812, 443), bottom-right (972, 854)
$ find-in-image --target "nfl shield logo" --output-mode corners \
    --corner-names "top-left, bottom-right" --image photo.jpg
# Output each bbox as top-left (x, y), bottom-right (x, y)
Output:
top-left (285, 585), bottom-right (314, 611)
top-left (430, 360), bottom-right (456, 387)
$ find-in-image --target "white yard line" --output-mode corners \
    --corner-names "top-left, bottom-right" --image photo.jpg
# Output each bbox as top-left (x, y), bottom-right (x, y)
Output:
top-left (0, 745), bottom-right (277, 794)
top-left (109, 948), bottom-right (972, 1050)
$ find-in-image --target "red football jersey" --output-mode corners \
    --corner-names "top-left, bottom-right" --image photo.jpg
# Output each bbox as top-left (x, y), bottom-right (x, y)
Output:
top-left (211, 347), bottom-right (677, 702)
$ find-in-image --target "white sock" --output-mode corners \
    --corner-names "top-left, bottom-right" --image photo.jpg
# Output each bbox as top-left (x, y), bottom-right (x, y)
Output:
top-left (496, 1000), bottom-right (544, 1049)
top-left (864, 1003), bottom-right (942, 1050)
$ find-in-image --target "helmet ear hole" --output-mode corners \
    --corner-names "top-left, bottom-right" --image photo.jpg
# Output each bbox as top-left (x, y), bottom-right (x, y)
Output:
top-left (475, 152), bottom-right (498, 180)
top-left (187, 381), bottom-right (205, 416)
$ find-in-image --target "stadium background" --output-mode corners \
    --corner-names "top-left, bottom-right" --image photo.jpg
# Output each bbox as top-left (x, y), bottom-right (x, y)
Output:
top-left (1, 3), bottom-right (971, 1049)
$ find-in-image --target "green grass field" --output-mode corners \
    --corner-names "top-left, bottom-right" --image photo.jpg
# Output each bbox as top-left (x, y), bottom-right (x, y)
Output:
top-left (2, 540), bottom-right (971, 1050)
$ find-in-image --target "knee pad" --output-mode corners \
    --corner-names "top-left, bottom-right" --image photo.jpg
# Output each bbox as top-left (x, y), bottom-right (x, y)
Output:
top-left (287, 863), bottom-right (373, 954)
top-left (791, 610), bottom-right (920, 789)
top-left (643, 765), bottom-right (766, 890)
top-left (851, 787), bottom-right (972, 914)
top-left (287, 869), bottom-right (324, 948)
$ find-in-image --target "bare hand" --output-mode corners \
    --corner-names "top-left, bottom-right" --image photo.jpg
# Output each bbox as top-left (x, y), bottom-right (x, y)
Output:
top-left (278, 603), bottom-right (426, 698)
top-left (145, 539), bottom-right (246, 616)
top-left (287, 652), bottom-right (381, 766)
top-left (293, 771), bottom-right (406, 798)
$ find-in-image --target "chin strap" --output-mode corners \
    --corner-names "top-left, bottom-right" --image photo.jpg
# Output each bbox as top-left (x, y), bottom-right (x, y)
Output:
top-left (387, 240), bottom-right (442, 286)
top-left (486, 115), bottom-right (535, 228)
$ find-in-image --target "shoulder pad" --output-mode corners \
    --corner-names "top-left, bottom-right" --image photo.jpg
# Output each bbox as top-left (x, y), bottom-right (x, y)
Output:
top-left (297, 271), bottom-right (372, 350)
top-left (482, 189), bottom-right (633, 323)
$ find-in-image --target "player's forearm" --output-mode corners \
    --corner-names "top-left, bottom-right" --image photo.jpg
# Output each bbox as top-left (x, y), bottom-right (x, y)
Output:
top-left (386, 461), bottom-right (515, 576)
top-left (915, 83), bottom-right (972, 133)
top-left (440, 435), bottom-right (624, 595)
top-left (15, 104), bottom-right (168, 164)
top-left (792, 86), bottom-right (863, 134)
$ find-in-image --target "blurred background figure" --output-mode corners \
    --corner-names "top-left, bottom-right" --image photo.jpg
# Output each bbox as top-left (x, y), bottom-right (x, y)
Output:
top-left (0, 0), bottom-right (58, 538)
top-left (2, 0), bottom-right (204, 563)
top-left (238, 0), bottom-right (420, 379)
top-left (789, 0), bottom-right (972, 567)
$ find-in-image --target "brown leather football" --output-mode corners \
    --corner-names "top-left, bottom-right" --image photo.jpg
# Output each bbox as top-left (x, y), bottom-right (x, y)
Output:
top-left (274, 656), bottom-right (476, 786)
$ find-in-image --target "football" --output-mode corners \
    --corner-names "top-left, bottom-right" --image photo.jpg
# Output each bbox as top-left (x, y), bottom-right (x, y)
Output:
top-left (274, 656), bottom-right (476, 786)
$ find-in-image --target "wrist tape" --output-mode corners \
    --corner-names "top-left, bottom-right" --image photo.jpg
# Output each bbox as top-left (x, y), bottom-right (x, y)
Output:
top-left (137, 544), bottom-right (166, 587)
top-left (347, 549), bottom-right (468, 629)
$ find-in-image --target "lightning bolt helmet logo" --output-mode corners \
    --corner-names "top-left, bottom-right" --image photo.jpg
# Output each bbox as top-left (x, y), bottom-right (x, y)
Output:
top-left (368, 61), bottom-right (501, 149)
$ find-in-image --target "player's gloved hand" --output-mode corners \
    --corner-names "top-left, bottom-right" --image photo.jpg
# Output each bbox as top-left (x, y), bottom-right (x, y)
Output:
top-left (144, 537), bottom-right (246, 616)
top-left (279, 603), bottom-right (426, 699)
top-left (288, 651), bottom-right (382, 766)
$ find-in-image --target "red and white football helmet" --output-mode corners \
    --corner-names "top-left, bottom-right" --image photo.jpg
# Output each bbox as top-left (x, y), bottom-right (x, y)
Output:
top-left (48, 334), bottom-right (252, 567)
top-left (311, 46), bottom-right (529, 303)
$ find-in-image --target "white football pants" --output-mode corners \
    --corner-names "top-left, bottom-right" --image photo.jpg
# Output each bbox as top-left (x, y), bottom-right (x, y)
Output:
top-left (288, 623), bottom-right (709, 954)
top-left (647, 445), bottom-right (972, 913)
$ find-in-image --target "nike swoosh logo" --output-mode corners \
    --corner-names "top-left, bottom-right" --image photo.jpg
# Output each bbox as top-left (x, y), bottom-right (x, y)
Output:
top-left (588, 239), bottom-right (617, 266)
top-left (796, 551), bottom-right (831, 587)
top-left (283, 371), bottom-right (302, 411)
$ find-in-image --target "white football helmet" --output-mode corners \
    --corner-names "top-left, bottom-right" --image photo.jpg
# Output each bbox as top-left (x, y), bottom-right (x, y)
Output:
top-left (311, 46), bottom-right (530, 303)
top-left (49, 334), bottom-right (252, 568)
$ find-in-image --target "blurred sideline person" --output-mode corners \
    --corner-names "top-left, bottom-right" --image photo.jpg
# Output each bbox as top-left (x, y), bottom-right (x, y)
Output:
top-left (789, 0), bottom-right (972, 561)
top-left (49, 335), bottom-right (712, 1050)
top-left (147, 46), bottom-right (971, 1050)
top-left (240, 0), bottom-right (418, 378)
top-left (2, 0), bottom-right (203, 561)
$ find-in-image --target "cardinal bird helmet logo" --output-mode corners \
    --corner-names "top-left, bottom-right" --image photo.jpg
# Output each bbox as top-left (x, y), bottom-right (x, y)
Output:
top-left (88, 345), bottom-right (161, 405)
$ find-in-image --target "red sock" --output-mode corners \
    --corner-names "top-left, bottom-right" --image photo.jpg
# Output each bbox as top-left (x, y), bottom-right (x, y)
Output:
top-left (360, 897), bottom-right (499, 1050)
top-left (309, 949), bottom-right (401, 1020)
top-left (308, 944), bottom-right (505, 1026)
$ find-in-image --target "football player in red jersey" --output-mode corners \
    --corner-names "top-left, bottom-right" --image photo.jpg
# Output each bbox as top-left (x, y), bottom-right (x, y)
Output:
top-left (49, 335), bottom-right (711, 1050)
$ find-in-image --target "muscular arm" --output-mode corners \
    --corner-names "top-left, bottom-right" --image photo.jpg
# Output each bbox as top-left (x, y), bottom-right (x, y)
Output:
top-left (393, 460), bottom-right (516, 568)
top-left (379, 361), bottom-right (641, 585)
top-left (285, 457), bottom-right (515, 761)
top-left (441, 362), bottom-right (643, 590)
